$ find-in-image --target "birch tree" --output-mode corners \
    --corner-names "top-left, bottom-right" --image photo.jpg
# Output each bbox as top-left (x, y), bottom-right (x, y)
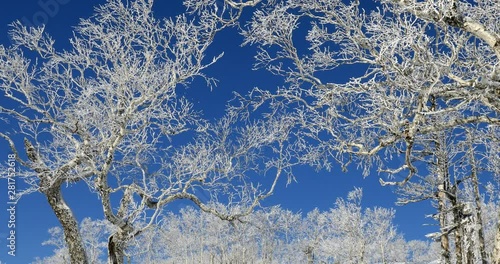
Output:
top-left (201, 0), bottom-right (500, 262)
top-left (0, 0), bottom-right (299, 263)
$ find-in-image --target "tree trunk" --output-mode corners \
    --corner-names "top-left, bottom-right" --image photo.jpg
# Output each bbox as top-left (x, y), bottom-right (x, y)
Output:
top-left (437, 182), bottom-right (451, 264)
top-left (469, 146), bottom-right (488, 264)
top-left (44, 186), bottom-right (88, 264)
top-left (465, 225), bottom-right (474, 264)
top-left (472, 185), bottom-right (488, 264)
top-left (451, 198), bottom-right (463, 264)
top-left (493, 211), bottom-right (500, 264)
top-left (435, 130), bottom-right (451, 264)
top-left (304, 246), bottom-right (314, 264)
top-left (108, 233), bottom-right (126, 264)
top-left (447, 179), bottom-right (465, 264)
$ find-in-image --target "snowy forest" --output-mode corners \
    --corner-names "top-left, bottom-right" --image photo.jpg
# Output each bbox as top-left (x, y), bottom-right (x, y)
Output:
top-left (33, 187), bottom-right (499, 263)
top-left (0, 0), bottom-right (499, 263)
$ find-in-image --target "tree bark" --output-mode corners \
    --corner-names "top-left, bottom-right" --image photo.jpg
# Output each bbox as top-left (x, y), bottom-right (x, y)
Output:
top-left (450, 192), bottom-right (463, 264)
top-left (108, 233), bottom-right (125, 264)
top-left (25, 137), bottom-right (88, 263)
top-left (304, 246), bottom-right (314, 264)
top-left (434, 126), bottom-right (451, 264)
top-left (446, 178), bottom-right (466, 264)
top-left (466, 225), bottom-right (474, 264)
top-left (493, 212), bottom-right (500, 264)
top-left (437, 181), bottom-right (451, 264)
top-left (44, 186), bottom-right (88, 264)
top-left (469, 147), bottom-right (488, 264)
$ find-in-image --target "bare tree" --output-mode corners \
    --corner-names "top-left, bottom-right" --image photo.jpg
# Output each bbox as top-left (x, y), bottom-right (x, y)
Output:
top-left (0, 0), bottom-right (300, 263)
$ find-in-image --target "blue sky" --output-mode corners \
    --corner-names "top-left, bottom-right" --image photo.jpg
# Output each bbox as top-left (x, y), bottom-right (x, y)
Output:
top-left (0, 1), bottom-right (436, 263)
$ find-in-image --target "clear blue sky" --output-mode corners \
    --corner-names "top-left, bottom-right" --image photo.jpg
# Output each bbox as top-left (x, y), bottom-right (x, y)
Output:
top-left (0, 1), bottom-right (435, 263)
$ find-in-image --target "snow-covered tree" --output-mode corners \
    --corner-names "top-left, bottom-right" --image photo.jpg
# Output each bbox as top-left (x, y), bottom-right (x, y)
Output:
top-left (0, 1), bottom-right (300, 263)
top-left (195, 0), bottom-right (500, 262)
top-left (406, 240), bottom-right (440, 264)
top-left (37, 188), bottom-right (432, 263)
top-left (306, 188), bottom-right (407, 263)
